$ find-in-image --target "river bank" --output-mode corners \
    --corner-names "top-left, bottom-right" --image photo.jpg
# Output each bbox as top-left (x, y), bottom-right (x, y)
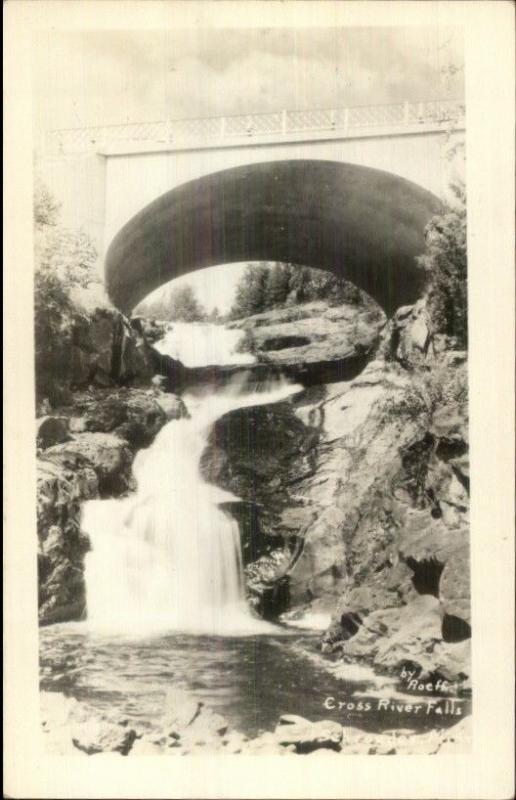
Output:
top-left (41, 685), bottom-right (471, 757)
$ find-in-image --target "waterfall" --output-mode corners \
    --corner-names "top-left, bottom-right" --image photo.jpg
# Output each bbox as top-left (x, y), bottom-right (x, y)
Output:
top-left (154, 321), bottom-right (255, 367)
top-left (82, 322), bottom-right (300, 635)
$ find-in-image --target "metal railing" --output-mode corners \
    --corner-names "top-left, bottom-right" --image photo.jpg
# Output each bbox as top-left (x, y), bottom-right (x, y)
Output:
top-left (48, 99), bottom-right (465, 154)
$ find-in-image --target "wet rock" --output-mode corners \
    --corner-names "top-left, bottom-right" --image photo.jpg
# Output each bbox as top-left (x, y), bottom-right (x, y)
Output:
top-left (244, 550), bottom-right (291, 618)
top-left (59, 388), bottom-right (176, 450)
top-left (229, 301), bottom-right (385, 373)
top-left (37, 455), bottom-right (99, 625)
top-left (44, 433), bottom-right (133, 496)
top-left (37, 416), bottom-right (71, 450)
top-left (153, 392), bottom-right (188, 421)
top-left (37, 380), bottom-right (182, 625)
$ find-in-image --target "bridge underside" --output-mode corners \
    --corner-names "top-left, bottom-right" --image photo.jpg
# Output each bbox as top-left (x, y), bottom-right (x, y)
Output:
top-left (105, 160), bottom-right (442, 316)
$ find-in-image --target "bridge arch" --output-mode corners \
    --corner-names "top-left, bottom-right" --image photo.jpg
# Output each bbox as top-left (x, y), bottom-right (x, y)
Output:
top-left (105, 159), bottom-right (442, 316)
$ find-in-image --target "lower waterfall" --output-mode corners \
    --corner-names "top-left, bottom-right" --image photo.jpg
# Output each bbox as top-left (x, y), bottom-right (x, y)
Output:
top-left (82, 323), bottom-right (300, 635)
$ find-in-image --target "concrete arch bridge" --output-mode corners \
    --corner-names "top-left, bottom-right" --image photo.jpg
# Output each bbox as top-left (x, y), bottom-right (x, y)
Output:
top-left (42, 100), bottom-right (464, 315)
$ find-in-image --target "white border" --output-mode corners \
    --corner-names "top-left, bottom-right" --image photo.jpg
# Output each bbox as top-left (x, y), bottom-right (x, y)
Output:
top-left (4, 2), bottom-right (515, 798)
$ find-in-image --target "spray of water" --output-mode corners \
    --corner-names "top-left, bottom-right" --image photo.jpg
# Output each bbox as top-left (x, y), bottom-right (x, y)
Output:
top-left (154, 321), bottom-right (254, 367)
top-left (82, 323), bottom-right (301, 636)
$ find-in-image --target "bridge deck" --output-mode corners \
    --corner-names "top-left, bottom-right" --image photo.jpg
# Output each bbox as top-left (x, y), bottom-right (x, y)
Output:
top-left (48, 99), bottom-right (465, 155)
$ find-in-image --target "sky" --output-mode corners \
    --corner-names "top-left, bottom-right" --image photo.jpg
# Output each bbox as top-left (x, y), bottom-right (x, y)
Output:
top-left (33, 26), bottom-right (464, 313)
top-left (33, 26), bottom-right (464, 134)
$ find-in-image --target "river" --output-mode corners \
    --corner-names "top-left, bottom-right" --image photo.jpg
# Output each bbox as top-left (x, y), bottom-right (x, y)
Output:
top-left (39, 320), bottom-right (470, 740)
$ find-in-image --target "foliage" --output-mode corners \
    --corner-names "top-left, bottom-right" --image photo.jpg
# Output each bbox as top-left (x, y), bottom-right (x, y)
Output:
top-left (136, 283), bottom-right (208, 322)
top-left (33, 181), bottom-right (99, 405)
top-left (380, 357), bottom-right (468, 428)
top-left (230, 264), bottom-right (270, 318)
top-left (166, 284), bottom-right (207, 322)
top-left (418, 180), bottom-right (467, 348)
top-left (229, 262), bottom-right (364, 320)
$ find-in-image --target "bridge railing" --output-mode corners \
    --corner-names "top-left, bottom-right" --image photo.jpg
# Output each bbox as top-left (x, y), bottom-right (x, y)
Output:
top-left (47, 99), bottom-right (465, 154)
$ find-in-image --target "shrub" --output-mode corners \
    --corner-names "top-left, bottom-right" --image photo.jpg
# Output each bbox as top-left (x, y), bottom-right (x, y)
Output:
top-left (418, 180), bottom-right (467, 349)
top-left (33, 181), bottom-right (98, 406)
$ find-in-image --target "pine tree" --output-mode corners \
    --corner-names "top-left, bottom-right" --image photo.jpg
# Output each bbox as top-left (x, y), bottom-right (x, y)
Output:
top-left (230, 263), bottom-right (271, 319)
top-left (167, 284), bottom-right (206, 322)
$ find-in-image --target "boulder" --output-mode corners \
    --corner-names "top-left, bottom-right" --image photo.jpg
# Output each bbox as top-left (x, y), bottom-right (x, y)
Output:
top-left (153, 392), bottom-right (188, 421)
top-left (60, 388), bottom-right (176, 450)
top-left (274, 714), bottom-right (343, 752)
top-left (44, 433), bottom-right (133, 496)
top-left (36, 416), bottom-right (70, 450)
top-left (439, 551), bottom-right (471, 624)
top-left (230, 301), bottom-right (385, 369)
top-left (71, 719), bottom-right (138, 756)
top-left (383, 299), bottom-right (433, 367)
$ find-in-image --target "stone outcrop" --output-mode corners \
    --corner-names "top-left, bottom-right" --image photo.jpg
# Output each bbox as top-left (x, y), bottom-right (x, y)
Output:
top-left (36, 293), bottom-right (470, 686)
top-left (150, 301), bottom-right (386, 392)
top-left (36, 307), bottom-right (158, 411)
top-left (201, 299), bottom-right (470, 682)
top-left (229, 300), bottom-right (386, 367)
top-left (37, 454), bottom-right (98, 625)
top-left (59, 387), bottom-right (186, 450)
top-left (37, 385), bottom-right (185, 625)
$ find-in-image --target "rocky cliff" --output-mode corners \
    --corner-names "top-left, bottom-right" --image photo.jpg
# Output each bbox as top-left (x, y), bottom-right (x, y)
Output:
top-left (201, 299), bottom-right (470, 683)
top-left (36, 296), bottom-right (471, 686)
top-left (36, 307), bottom-right (187, 625)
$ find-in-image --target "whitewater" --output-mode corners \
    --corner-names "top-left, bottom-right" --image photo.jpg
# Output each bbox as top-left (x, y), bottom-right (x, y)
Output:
top-left (81, 321), bottom-right (301, 635)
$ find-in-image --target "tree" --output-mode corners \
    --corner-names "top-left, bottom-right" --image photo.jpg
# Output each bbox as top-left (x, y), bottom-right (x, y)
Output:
top-left (264, 263), bottom-right (293, 308)
top-left (418, 179), bottom-right (467, 348)
top-left (229, 264), bottom-right (270, 319)
top-left (33, 181), bottom-right (100, 406)
top-left (288, 266), bottom-right (310, 304)
top-left (167, 284), bottom-right (206, 322)
top-left (34, 180), bottom-right (98, 292)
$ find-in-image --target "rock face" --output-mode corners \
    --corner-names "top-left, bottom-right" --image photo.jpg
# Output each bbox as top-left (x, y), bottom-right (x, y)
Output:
top-left (37, 453), bottom-right (98, 625)
top-left (60, 387), bottom-right (186, 450)
top-left (37, 386), bottom-right (185, 625)
top-left (202, 300), bottom-right (470, 681)
top-left (36, 307), bottom-right (157, 410)
top-left (229, 300), bottom-right (386, 385)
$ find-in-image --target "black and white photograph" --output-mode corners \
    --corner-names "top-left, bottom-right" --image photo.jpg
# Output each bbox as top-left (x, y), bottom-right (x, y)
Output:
top-left (3, 2), bottom-right (515, 798)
